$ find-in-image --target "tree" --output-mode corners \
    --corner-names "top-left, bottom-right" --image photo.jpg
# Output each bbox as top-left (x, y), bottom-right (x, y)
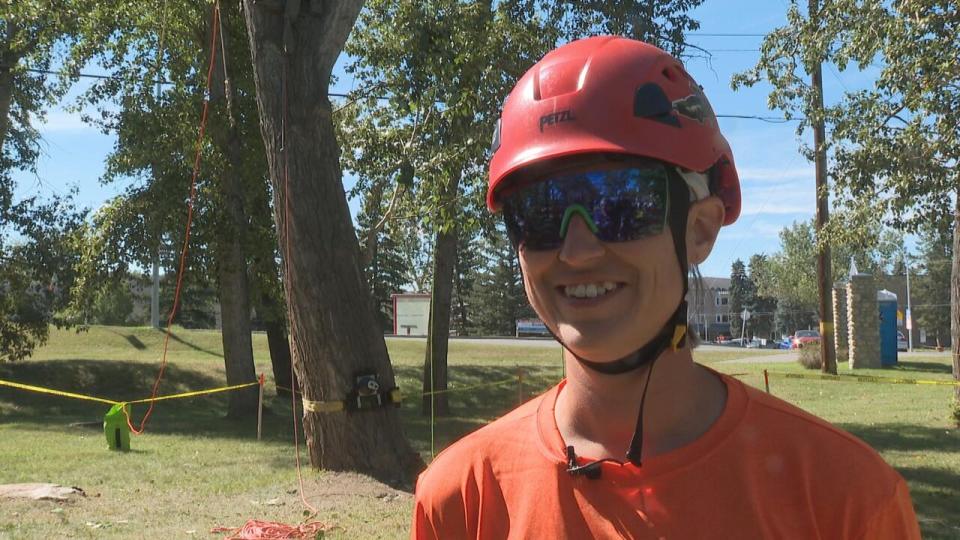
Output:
top-left (357, 205), bottom-right (409, 332)
top-left (68, 1), bottom-right (266, 417)
top-left (468, 227), bottom-right (534, 336)
top-left (242, 0), bottom-right (422, 482)
top-left (344, 0), bottom-right (706, 417)
top-left (0, 1), bottom-right (102, 357)
top-left (914, 217), bottom-right (952, 349)
top-left (748, 254), bottom-right (778, 340)
top-left (728, 259), bottom-right (750, 339)
top-left (0, 193), bottom-right (85, 360)
top-left (734, 0), bottom-right (960, 409)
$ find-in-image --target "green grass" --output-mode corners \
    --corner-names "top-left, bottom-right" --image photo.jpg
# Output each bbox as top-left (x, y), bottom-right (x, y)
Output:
top-left (0, 327), bottom-right (957, 538)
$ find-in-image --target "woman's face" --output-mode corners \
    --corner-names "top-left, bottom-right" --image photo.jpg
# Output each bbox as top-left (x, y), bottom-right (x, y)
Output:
top-left (518, 215), bottom-right (684, 363)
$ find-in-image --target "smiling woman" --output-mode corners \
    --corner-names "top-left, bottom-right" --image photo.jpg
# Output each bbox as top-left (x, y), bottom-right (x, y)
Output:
top-left (410, 36), bottom-right (921, 540)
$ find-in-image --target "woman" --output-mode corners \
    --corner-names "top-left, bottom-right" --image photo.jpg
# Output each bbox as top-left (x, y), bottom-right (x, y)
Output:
top-left (411, 36), bottom-right (919, 539)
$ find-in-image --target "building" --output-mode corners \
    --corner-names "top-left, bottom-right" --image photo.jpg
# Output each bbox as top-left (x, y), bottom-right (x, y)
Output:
top-left (688, 276), bottom-right (732, 342)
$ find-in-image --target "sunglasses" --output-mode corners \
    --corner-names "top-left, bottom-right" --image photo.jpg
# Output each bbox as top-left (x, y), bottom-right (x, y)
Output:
top-left (501, 163), bottom-right (670, 251)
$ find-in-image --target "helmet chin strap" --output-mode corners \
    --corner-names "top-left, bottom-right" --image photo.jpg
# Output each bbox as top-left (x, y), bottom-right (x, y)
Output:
top-left (555, 171), bottom-right (692, 471)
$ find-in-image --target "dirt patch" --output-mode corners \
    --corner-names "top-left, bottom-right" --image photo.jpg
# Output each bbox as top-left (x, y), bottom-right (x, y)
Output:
top-left (0, 483), bottom-right (85, 501)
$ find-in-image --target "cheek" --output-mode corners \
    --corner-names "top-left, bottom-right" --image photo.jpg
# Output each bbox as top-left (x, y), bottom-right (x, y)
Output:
top-left (518, 249), bottom-right (554, 311)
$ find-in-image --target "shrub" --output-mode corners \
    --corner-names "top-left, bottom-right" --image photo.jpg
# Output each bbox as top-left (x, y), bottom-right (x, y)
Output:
top-left (797, 343), bottom-right (822, 369)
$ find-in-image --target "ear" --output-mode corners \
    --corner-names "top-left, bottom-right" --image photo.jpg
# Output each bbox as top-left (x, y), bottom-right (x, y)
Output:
top-left (686, 195), bottom-right (724, 265)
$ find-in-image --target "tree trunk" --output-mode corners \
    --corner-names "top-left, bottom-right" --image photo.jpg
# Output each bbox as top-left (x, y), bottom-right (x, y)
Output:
top-left (0, 24), bottom-right (22, 153)
top-left (421, 173), bottom-right (460, 416)
top-left (210, 4), bottom-right (258, 419)
top-left (242, 0), bottom-right (422, 483)
top-left (265, 316), bottom-right (294, 394)
top-left (951, 189), bottom-right (960, 413)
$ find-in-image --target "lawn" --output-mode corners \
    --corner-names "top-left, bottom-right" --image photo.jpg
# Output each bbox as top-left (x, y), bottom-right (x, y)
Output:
top-left (0, 326), bottom-right (957, 538)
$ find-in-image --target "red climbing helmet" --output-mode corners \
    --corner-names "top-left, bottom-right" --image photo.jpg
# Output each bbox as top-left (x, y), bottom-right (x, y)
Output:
top-left (488, 35), bottom-right (741, 225)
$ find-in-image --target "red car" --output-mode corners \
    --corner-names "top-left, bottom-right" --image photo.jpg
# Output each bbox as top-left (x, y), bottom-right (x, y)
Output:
top-left (792, 330), bottom-right (820, 349)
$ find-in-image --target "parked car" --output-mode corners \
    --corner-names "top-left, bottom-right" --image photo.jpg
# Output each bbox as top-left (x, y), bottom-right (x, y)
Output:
top-left (792, 329), bottom-right (820, 349)
top-left (897, 331), bottom-right (908, 352)
top-left (778, 336), bottom-right (794, 350)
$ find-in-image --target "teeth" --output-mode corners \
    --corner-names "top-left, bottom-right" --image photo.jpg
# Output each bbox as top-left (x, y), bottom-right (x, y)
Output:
top-left (564, 282), bottom-right (619, 299)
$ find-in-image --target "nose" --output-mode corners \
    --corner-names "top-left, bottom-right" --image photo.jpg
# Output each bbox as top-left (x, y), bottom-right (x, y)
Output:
top-left (558, 214), bottom-right (605, 265)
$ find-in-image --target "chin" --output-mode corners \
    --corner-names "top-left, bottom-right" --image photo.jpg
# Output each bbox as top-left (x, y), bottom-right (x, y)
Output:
top-left (556, 324), bottom-right (637, 362)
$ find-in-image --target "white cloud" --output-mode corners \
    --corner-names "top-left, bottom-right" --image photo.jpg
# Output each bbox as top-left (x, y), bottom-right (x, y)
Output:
top-left (38, 110), bottom-right (91, 133)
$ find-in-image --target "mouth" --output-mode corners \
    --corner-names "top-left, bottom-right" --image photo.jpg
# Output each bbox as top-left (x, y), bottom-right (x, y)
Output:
top-left (556, 281), bottom-right (624, 302)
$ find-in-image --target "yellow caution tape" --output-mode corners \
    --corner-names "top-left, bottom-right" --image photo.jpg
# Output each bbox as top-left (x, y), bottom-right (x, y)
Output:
top-left (302, 388), bottom-right (405, 414)
top-left (0, 379), bottom-right (118, 405)
top-left (0, 378), bottom-right (261, 406)
top-left (125, 381), bottom-right (260, 404)
top-left (766, 371), bottom-right (960, 387)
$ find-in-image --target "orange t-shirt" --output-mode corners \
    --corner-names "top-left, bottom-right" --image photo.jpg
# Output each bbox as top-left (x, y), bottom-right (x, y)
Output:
top-left (411, 372), bottom-right (920, 539)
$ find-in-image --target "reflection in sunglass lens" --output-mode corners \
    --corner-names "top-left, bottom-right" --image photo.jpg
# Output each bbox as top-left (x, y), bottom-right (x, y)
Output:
top-left (501, 166), bottom-right (668, 251)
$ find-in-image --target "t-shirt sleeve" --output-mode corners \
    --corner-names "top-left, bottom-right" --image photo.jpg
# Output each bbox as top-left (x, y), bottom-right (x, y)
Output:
top-left (856, 476), bottom-right (921, 540)
top-left (409, 466), bottom-right (476, 540)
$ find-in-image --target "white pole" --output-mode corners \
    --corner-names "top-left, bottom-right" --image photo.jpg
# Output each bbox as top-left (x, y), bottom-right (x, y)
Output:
top-left (257, 374), bottom-right (264, 441)
top-left (905, 255), bottom-right (913, 352)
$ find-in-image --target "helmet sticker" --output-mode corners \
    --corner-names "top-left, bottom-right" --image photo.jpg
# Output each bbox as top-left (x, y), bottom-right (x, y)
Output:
top-left (633, 83), bottom-right (680, 127)
top-left (673, 83), bottom-right (716, 124)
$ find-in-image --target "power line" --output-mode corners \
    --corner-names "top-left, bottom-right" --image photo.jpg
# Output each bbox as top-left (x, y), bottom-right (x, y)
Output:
top-left (14, 63), bottom-right (800, 123)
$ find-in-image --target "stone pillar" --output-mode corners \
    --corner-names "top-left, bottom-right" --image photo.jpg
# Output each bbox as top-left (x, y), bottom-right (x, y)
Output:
top-left (847, 274), bottom-right (880, 369)
top-left (832, 285), bottom-right (848, 360)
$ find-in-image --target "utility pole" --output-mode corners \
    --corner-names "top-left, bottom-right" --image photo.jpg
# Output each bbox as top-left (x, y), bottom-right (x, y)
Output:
top-left (809, 0), bottom-right (837, 374)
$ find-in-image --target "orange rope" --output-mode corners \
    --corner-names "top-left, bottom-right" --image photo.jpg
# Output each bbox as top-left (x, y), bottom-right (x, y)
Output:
top-left (127, 0), bottom-right (221, 435)
top-left (211, 519), bottom-right (331, 539)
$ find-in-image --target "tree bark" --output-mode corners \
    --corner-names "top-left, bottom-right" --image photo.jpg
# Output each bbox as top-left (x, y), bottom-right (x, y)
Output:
top-left (242, 0), bottom-right (422, 483)
top-left (951, 188), bottom-right (960, 412)
top-left (210, 3), bottom-right (258, 419)
top-left (421, 173), bottom-right (460, 416)
top-left (265, 314), bottom-right (294, 394)
top-left (0, 23), bottom-right (23, 153)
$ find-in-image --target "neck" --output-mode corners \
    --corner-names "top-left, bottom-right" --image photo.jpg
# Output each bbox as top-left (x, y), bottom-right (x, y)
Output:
top-left (555, 346), bottom-right (726, 462)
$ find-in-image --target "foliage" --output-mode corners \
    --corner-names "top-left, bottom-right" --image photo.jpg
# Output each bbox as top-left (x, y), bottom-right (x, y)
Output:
top-left (357, 207), bottom-right (409, 333)
top-left (89, 276), bottom-right (137, 325)
top-left (797, 342), bottom-right (822, 370)
top-left (0, 193), bottom-right (85, 360)
top-left (467, 227), bottom-right (535, 336)
top-left (748, 254), bottom-right (778, 339)
top-left (451, 227), bottom-right (482, 336)
top-left (754, 218), bottom-right (903, 331)
top-left (913, 216), bottom-right (952, 346)
top-left (728, 259), bottom-right (751, 338)
top-left (732, 0), bottom-right (960, 394)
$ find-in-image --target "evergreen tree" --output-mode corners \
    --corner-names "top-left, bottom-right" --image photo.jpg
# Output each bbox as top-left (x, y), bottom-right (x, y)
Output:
top-left (469, 228), bottom-right (534, 336)
top-left (451, 230), bottom-right (482, 336)
top-left (356, 212), bottom-right (408, 333)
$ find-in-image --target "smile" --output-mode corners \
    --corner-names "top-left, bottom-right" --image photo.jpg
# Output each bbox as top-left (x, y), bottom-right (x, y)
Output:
top-left (561, 281), bottom-right (621, 299)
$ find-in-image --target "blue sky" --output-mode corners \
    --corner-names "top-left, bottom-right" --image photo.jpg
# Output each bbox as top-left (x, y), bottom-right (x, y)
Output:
top-left (12, 1), bottom-right (878, 279)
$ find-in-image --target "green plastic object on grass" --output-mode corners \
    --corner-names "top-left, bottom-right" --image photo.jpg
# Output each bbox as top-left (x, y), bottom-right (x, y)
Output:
top-left (103, 403), bottom-right (131, 451)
